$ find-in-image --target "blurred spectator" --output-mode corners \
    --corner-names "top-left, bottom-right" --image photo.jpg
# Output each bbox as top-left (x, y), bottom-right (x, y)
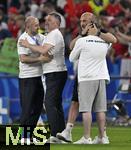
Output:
top-left (99, 16), bottom-right (129, 64)
top-left (88, 0), bottom-right (109, 15)
top-left (111, 42), bottom-right (128, 62)
top-left (7, 0), bottom-right (19, 7)
top-left (18, 0), bottom-right (29, 15)
top-left (116, 20), bottom-right (131, 57)
top-left (57, 0), bottom-right (66, 9)
top-left (29, 0), bottom-right (41, 18)
top-left (120, 0), bottom-right (131, 18)
top-left (112, 21), bottom-right (131, 84)
top-left (7, 7), bottom-right (19, 38)
top-left (110, 21), bottom-right (128, 59)
top-left (75, 0), bottom-right (93, 18)
top-left (63, 0), bottom-right (79, 50)
top-left (0, 9), bottom-right (8, 30)
top-left (15, 14), bottom-right (25, 38)
top-left (99, 15), bottom-right (114, 31)
top-left (0, 24), bottom-right (12, 48)
top-left (0, 1), bottom-right (7, 13)
top-left (42, 2), bottom-right (66, 35)
top-left (38, 17), bottom-right (47, 35)
top-left (64, 0), bottom-right (77, 32)
top-left (104, 0), bottom-right (125, 17)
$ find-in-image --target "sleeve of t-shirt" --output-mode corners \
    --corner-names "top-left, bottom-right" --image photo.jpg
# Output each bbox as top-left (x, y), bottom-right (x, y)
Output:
top-left (17, 36), bottom-right (29, 55)
top-left (69, 39), bottom-right (82, 62)
top-left (45, 31), bottom-right (57, 46)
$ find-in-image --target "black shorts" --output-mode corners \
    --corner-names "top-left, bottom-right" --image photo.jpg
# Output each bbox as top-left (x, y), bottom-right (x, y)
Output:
top-left (72, 77), bottom-right (78, 102)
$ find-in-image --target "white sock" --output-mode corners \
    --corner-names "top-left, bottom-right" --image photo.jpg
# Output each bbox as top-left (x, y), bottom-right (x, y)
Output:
top-left (66, 123), bottom-right (74, 132)
top-left (104, 127), bottom-right (107, 137)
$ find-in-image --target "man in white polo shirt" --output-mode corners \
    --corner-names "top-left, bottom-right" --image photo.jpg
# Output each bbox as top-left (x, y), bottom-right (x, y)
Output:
top-left (19, 12), bottom-right (67, 142)
top-left (69, 12), bottom-right (117, 144)
top-left (17, 16), bottom-right (52, 140)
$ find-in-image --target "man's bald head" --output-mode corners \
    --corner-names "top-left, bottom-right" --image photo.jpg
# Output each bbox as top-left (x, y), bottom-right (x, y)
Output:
top-left (80, 12), bottom-right (96, 24)
top-left (25, 16), bottom-right (40, 35)
top-left (25, 16), bottom-right (39, 29)
top-left (80, 12), bottom-right (97, 32)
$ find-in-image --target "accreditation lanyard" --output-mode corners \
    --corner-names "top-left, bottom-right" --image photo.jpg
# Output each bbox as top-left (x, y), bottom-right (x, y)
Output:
top-left (30, 36), bottom-right (40, 46)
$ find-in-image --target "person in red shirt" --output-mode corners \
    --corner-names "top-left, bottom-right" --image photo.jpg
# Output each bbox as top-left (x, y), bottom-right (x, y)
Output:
top-left (105, 0), bottom-right (124, 17)
top-left (7, 7), bottom-right (19, 38)
top-left (75, 0), bottom-right (93, 18)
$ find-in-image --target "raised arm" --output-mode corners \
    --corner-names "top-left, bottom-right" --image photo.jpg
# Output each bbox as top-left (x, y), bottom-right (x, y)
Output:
top-left (99, 32), bottom-right (117, 43)
top-left (116, 30), bottom-right (131, 42)
top-left (83, 23), bottom-right (117, 43)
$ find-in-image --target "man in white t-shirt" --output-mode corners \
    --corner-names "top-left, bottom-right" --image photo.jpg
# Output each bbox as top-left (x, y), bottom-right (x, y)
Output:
top-left (56, 12), bottom-right (117, 143)
top-left (19, 12), bottom-right (67, 142)
top-left (17, 16), bottom-right (52, 141)
top-left (69, 12), bottom-right (117, 144)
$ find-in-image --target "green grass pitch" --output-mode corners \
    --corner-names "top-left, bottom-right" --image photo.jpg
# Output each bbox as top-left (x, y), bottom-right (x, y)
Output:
top-left (51, 125), bottom-right (131, 150)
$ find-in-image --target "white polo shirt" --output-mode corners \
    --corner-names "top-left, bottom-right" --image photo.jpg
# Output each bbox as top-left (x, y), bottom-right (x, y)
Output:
top-left (69, 35), bottom-right (111, 83)
top-left (42, 29), bottom-right (67, 74)
top-left (17, 32), bottom-right (45, 78)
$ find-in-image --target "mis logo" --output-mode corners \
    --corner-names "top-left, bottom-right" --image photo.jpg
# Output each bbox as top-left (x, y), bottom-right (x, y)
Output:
top-left (6, 126), bottom-right (48, 145)
top-left (0, 125), bottom-right (50, 145)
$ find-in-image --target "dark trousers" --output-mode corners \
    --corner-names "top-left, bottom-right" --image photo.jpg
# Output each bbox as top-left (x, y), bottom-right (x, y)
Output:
top-left (44, 71), bottom-right (67, 136)
top-left (19, 76), bottom-right (44, 126)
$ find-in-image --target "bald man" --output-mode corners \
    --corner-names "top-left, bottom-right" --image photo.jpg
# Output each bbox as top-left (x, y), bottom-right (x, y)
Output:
top-left (19, 13), bottom-right (67, 143)
top-left (17, 16), bottom-right (51, 142)
top-left (56, 12), bottom-right (117, 144)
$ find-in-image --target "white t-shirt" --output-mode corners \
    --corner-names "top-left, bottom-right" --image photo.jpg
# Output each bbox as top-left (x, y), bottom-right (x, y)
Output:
top-left (17, 32), bottom-right (45, 78)
top-left (69, 35), bottom-right (111, 83)
top-left (42, 29), bottom-right (67, 74)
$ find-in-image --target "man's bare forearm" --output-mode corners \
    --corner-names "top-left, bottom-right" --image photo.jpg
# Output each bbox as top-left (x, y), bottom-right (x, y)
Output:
top-left (118, 32), bottom-right (131, 42)
top-left (99, 32), bottom-right (117, 43)
top-left (20, 54), bottom-right (41, 63)
top-left (28, 44), bottom-right (48, 54)
top-left (19, 54), bottom-right (52, 64)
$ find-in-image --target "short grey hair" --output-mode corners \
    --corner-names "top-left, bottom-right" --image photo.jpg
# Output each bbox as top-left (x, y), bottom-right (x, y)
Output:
top-left (49, 12), bottom-right (61, 24)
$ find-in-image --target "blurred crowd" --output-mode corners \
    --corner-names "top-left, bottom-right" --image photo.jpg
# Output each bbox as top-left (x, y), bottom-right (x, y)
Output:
top-left (0, 0), bottom-right (131, 67)
top-left (0, 0), bottom-right (131, 128)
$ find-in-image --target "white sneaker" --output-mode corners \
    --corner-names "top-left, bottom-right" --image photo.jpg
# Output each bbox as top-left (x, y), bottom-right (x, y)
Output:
top-left (74, 136), bottom-right (92, 144)
top-left (46, 136), bottom-right (62, 144)
top-left (56, 129), bottom-right (72, 142)
top-left (93, 136), bottom-right (109, 144)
